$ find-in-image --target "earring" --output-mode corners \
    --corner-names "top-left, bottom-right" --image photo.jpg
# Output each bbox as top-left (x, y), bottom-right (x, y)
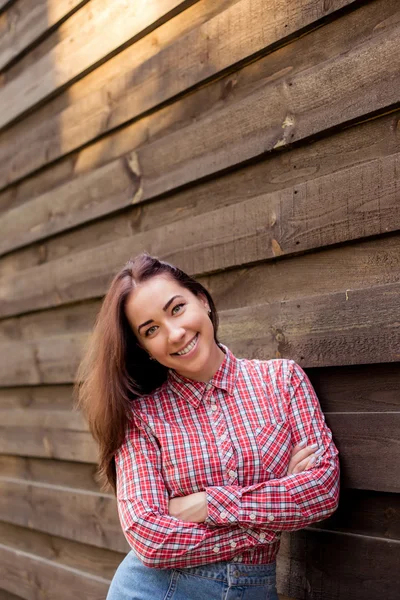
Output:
top-left (208, 309), bottom-right (211, 316)
top-left (148, 355), bottom-right (155, 361)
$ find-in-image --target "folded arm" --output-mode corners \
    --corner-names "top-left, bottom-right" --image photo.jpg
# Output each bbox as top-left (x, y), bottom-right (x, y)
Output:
top-left (204, 361), bottom-right (340, 530)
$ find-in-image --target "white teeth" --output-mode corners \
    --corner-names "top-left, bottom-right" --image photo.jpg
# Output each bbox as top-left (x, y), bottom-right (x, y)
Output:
top-left (176, 335), bottom-right (197, 356)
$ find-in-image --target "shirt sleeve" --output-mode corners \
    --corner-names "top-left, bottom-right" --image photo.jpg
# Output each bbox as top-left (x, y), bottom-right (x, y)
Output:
top-left (204, 360), bottom-right (340, 531)
top-left (116, 413), bottom-right (279, 569)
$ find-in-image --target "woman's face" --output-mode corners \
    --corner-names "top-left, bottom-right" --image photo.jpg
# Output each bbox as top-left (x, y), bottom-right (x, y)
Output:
top-left (125, 275), bottom-right (223, 381)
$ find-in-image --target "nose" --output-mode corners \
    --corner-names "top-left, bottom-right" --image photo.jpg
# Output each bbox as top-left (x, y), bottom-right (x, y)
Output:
top-left (167, 323), bottom-right (186, 345)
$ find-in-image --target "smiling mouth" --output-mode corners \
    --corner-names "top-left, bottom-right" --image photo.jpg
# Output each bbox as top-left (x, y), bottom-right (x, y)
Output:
top-left (171, 333), bottom-right (199, 356)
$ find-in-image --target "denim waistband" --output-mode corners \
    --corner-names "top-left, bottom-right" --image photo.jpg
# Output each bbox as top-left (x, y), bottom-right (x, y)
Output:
top-left (174, 559), bottom-right (276, 586)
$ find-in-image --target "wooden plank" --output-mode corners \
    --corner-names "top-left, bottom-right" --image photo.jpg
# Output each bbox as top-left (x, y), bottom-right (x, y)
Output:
top-left (0, 0), bottom-right (87, 71)
top-left (0, 0), bottom-right (194, 131)
top-left (325, 413), bottom-right (400, 493)
top-left (307, 363), bottom-right (400, 412)
top-left (0, 543), bottom-right (111, 600)
top-left (0, 425), bottom-right (97, 462)
top-left (0, 0), bottom-right (359, 189)
top-left (312, 489), bottom-right (400, 540)
top-left (1, 101), bottom-right (399, 282)
top-left (0, 520), bottom-right (125, 581)
top-left (0, 455), bottom-right (101, 492)
top-left (1, 148), bottom-right (399, 314)
top-left (0, 385), bottom-right (73, 410)
top-left (278, 529), bottom-right (400, 600)
top-left (1, 282), bottom-right (400, 385)
top-left (221, 282), bottom-right (400, 367)
top-left (0, 478), bottom-right (128, 552)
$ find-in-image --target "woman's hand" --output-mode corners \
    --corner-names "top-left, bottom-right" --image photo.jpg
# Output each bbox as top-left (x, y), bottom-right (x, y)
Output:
top-left (168, 491), bottom-right (208, 523)
top-left (287, 441), bottom-right (322, 475)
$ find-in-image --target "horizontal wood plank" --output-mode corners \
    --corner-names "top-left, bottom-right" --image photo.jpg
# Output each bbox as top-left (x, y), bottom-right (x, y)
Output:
top-left (0, 425), bottom-right (96, 462)
top-left (0, 521), bottom-right (125, 581)
top-left (221, 282), bottom-right (400, 367)
top-left (0, 543), bottom-right (110, 600)
top-left (278, 529), bottom-right (400, 600)
top-left (0, 0), bottom-right (358, 189)
top-left (0, 0), bottom-right (87, 71)
top-left (0, 455), bottom-right (101, 492)
top-left (0, 478), bottom-right (128, 552)
top-left (1, 148), bottom-right (399, 312)
top-left (0, 284), bottom-right (399, 385)
top-left (325, 413), bottom-right (400, 493)
top-left (0, 0), bottom-right (190, 130)
top-left (2, 105), bottom-right (399, 282)
top-left (312, 489), bottom-right (400, 540)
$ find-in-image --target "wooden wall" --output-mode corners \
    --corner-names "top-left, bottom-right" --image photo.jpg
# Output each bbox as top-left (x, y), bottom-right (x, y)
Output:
top-left (1, 0), bottom-right (399, 598)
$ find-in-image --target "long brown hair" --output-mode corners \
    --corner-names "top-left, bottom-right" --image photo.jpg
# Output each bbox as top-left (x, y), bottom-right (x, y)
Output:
top-left (74, 252), bottom-right (220, 493)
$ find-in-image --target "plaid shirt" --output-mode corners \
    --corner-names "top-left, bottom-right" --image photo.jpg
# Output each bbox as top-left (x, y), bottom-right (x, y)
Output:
top-left (116, 344), bottom-right (340, 569)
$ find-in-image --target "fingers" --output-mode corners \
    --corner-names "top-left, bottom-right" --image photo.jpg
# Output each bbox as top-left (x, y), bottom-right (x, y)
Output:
top-left (287, 444), bottom-right (324, 475)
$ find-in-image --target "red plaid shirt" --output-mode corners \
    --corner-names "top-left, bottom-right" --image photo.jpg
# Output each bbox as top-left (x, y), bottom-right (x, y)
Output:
top-left (116, 344), bottom-right (340, 568)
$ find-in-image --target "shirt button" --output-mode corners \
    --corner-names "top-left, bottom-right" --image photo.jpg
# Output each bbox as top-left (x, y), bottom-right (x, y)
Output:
top-left (259, 532), bottom-right (266, 541)
top-left (211, 405), bottom-right (218, 411)
top-left (229, 470), bottom-right (236, 478)
top-left (230, 541), bottom-right (237, 548)
top-left (220, 512), bottom-right (228, 520)
top-left (268, 514), bottom-right (275, 522)
top-left (249, 513), bottom-right (256, 521)
top-left (213, 545), bottom-right (220, 553)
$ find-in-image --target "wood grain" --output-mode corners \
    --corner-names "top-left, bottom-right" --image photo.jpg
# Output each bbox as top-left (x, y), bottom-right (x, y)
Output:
top-left (0, 478), bottom-right (128, 552)
top-left (278, 529), bottom-right (400, 600)
top-left (0, 282), bottom-right (399, 386)
top-left (1, 149), bottom-right (399, 313)
top-left (0, 520), bottom-right (125, 581)
top-left (0, 543), bottom-right (111, 600)
top-left (0, 0), bottom-right (358, 189)
top-left (0, 0), bottom-right (191, 130)
top-left (0, 0), bottom-right (87, 71)
top-left (2, 105), bottom-right (399, 281)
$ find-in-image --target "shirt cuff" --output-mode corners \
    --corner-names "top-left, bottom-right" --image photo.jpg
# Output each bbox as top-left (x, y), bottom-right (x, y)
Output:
top-left (204, 485), bottom-right (240, 526)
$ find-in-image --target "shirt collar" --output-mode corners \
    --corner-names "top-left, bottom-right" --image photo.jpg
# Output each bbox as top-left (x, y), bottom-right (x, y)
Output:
top-left (167, 343), bottom-right (239, 408)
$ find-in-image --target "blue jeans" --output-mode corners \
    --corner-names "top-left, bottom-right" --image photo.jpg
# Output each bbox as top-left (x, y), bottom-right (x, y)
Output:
top-left (106, 550), bottom-right (278, 600)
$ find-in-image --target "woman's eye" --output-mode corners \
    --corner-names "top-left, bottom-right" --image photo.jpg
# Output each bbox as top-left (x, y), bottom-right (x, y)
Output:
top-left (172, 303), bottom-right (185, 314)
top-left (145, 326), bottom-right (157, 337)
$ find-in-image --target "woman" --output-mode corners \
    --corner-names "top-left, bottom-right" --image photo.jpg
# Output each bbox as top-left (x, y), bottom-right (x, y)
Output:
top-left (75, 252), bottom-right (340, 600)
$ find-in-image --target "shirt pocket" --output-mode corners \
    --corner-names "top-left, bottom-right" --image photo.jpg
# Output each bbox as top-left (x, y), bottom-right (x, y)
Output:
top-left (256, 421), bottom-right (292, 479)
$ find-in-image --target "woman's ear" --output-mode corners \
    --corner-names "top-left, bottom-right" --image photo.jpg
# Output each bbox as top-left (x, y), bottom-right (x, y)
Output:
top-left (198, 293), bottom-right (209, 311)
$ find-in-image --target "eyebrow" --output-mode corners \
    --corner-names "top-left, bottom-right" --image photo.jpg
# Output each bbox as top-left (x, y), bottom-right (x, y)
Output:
top-left (137, 295), bottom-right (185, 334)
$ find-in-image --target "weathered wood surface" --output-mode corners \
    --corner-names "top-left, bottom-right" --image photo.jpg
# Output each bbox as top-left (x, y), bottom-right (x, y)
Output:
top-left (1, 98), bottom-right (398, 281)
top-left (0, 0), bottom-right (87, 71)
top-left (221, 282), bottom-right (400, 367)
top-left (0, 282), bottom-right (399, 386)
top-left (0, 543), bottom-right (110, 600)
top-left (1, 149), bottom-right (399, 314)
top-left (307, 363), bottom-right (400, 412)
top-left (1, 131), bottom-right (399, 259)
top-left (0, 425), bottom-right (96, 461)
top-left (0, 0), bottom-right (359, 190)
top-left (0, 455), bottom-right (101, 492)
top-left (312, 489), bottom-right (400, 539)
top-left (0, 0), bottom-right (192, 131)
top-left (0, 521), bottom-right (125, 580)
top-left (0, 478), bottom-right (128, 552)
top-left (325, 413), bottom-right (400, 493)
top-left (278, 529), bottom-right (400, 600)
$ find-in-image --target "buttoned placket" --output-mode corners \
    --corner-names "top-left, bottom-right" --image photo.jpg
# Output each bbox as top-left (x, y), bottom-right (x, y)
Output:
top-left (203, 383), bottom-right (238, 528)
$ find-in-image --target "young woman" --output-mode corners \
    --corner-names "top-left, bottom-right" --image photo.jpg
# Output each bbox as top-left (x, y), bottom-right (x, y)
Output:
top-left (76, 252), bottom-right (340, 600)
